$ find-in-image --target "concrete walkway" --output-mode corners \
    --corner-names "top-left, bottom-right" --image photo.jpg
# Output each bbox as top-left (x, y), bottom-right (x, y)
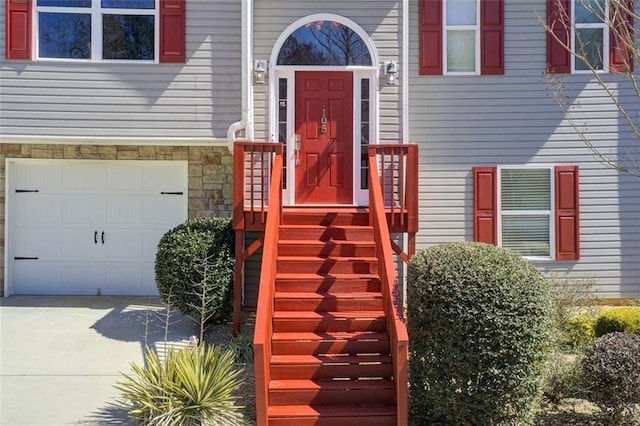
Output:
top-left (0, 296), bottom-right (196, 425)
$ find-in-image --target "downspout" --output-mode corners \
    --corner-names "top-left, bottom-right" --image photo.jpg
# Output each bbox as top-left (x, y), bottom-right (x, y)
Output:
top-left (402, 0), bottom-right (409, 143)
top-left (227, 0), bottom-right (254, 151)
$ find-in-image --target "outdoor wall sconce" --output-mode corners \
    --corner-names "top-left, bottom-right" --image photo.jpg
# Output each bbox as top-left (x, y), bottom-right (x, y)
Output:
top-left (384, 60), bottom-right (398, 85)
top-left (254, 60), bottom-right (268, 85)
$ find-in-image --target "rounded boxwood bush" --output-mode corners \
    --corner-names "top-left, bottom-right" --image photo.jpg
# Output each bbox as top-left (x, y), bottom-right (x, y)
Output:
top-left (407, 242), bottom-right (553, 425)
top-left (581, 332), bottom-right (640, 423)
top-left (593, 306), bottom-right (640, 337)
top-left (155, 217), bottom-right (234, 325)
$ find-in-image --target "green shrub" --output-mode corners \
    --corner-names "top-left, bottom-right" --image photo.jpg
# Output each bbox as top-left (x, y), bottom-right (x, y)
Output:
top-left (561, 312), bottom-right (596, 350)
top-left (230, 334), bottom-right (254, 364)
top-left (581, 332), bottom-right (640, 424)
top-left (593, 306), bottom-right (640, 337)
top-left (116, 345), bottom-right (245, 425)
top-left (543, 352), bottom-right (586, 405)
top-left (407, 242), bottom-right (554, 425)
top-left (155, 217), bottom-right (234, 326)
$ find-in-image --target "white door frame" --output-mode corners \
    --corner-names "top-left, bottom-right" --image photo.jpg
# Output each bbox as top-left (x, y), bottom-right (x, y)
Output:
top-left (267, 14), bottom-right (380, 206)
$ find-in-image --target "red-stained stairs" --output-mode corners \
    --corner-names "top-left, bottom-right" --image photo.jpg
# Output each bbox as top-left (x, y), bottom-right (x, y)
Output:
top-left (263, 208), bottom-right (399, 425)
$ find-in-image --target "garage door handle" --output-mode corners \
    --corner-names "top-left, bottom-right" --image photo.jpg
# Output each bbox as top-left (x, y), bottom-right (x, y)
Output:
top-left (101, 231), bottom-right (105, 245)
top-left (94, 231), bottom-right (98, 244)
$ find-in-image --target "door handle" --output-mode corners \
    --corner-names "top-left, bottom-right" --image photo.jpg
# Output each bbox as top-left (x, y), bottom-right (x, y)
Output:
top-left (294, 134), bottom-right (301, 166)
top-left (94, 231), bottom-right (98, 245)
top-left (101, 231), bottom-right (105, 245)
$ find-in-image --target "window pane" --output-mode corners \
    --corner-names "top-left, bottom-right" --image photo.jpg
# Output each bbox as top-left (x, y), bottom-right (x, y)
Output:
top-left (102, 0), bottom-right (155, 9)
top-left (575, 28), bottom-right (604, 70)
top-left (502, 215), bottom-right (550, 257)
top-left (447, 0), bottom-right (476, 25)
top-left (37, 0), bottom-right (91, 7)
top-left (447, 30), bottom-right (475, 72)
top-left (38, 12), bottom-right (91, 59)
top-left (277, 21), bottom-right (372, 66)
top-left (103, 15), bottom-right (154, 60)
top-left (502, 169), bottom-right (550, 210)
top-left (575, 0), bottom-right (605, 23)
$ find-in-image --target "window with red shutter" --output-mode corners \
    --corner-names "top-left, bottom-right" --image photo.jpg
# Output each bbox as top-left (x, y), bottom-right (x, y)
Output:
top-left (5, 0), bottom-right (185, 63)
top-left (473, 165), bottom-right (580, 261)
top-left (419, 0), bottom-right (504, 75)
top-left (546, 0), bottom-right (633, 73)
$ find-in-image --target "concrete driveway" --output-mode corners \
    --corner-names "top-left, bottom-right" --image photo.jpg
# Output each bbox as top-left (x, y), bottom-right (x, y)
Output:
top-left (0, 296), bottom-right (196, 425)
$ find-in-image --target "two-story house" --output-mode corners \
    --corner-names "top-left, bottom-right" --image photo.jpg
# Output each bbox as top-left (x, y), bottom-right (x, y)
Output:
top-left (2, 1), bottom-right (639, 423)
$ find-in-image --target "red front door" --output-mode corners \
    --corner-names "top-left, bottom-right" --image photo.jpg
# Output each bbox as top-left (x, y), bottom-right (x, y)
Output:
top-left (295, 71), bottom-right (354, 204)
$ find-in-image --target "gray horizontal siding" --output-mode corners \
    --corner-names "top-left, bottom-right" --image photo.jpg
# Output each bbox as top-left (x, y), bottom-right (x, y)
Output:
top-left (252, 0), bottom-right (402, 142)
top-left (0, 1), bottom-right (242, 139)
top-left (409, 0), bottom-right (640, 297)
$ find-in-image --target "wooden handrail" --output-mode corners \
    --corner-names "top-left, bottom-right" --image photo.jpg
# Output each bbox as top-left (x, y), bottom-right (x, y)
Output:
top-left (369, 147), bottom-right (409, 426)
top-left (252, 150), bottom-right (283, 426)
top-left (233, 141), bottom-right (283, 335)
top-left (233, 141), bottom-right (283, 230)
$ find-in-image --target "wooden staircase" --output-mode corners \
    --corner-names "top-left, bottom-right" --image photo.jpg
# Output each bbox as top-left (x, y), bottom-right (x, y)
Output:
top-left (264, 208), bottom-right (398, 425)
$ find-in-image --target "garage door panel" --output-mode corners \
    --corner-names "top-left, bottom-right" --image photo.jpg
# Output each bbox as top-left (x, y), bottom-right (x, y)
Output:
top-left (105, 229), bottom-right (144, 260)
top-left (15, 262), bottom-right (62, 295)
top-left (63, 264), bottom-right (104, 295)
top-left (106, 196), bottom-right (142, 225)
top-left (143, 165), bottom-right (185, 191)
top-left (106, 167), bottom-right (143, 192)
top-left (144, 196), bottom-right (186, 225)
top-left (62, 165), bottom-right (106, 191)
top-left (105, 265), bottom-right (145, 295)
top-left (62, 229), bottom-right (100, 259)
top-left (14, 164), bottom-right (63, 190)
top-left (142, 229), bottom-right (168, 258)
top-left (15, 227), bottom-right (63, 259)
top-left (63, 196), bottom-right (104, 225)
top-left (15, 194), bottom-right (63, 224)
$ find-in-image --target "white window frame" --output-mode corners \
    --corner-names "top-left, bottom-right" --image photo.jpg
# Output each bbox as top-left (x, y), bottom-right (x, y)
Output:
top-left (443, 0), bottom-right (481, 75)
top-left (497, 166), bottom-right (556, 261)
top-left (571, 0), bottom-right (610, 73)
top-left (33, 0), bottom-right (159, 63)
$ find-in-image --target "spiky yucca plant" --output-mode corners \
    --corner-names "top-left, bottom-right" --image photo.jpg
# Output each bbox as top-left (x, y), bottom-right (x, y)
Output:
top-left (116, 345), bottom-right (245, 426)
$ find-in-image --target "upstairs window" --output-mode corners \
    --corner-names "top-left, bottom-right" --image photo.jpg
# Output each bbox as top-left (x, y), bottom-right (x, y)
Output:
top-left (5, 0), bottom-right (185, 63)
top-left (547, 0), bottom-right (633, 73)
top-left (445, 0), bottom-right (479, 74)
top-left (36, 0), bottom-right (156, 61)
top-left (419, 0), bottom-right (504, 75)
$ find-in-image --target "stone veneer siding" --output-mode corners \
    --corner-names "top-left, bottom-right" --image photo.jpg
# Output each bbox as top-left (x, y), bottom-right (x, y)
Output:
top-left (0, 143), bottom-right (234, 297)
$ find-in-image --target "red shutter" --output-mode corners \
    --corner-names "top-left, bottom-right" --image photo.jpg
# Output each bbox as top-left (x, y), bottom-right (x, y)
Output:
top-left (546, 0), bottom-right (571, 73)
top-left (5, 0), bottom-right (32, 60)
top-left (159, 0), bottom-right (186, 63)
top-left (610, 0), bottom-right (634, 72)
top-left (419, 0), bottom-right (443, 75)
top-left (480, 0), bottom-right (504, 75)
top-left (555, 166), bottom-right (580, 260)
top-left (473, 166), bottom-right (497, 245)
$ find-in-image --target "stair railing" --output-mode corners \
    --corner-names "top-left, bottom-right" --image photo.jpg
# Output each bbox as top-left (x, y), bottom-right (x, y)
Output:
top-left (233, 141), bottom-right (283, 335)
top-left (368, 145), bottom-right (411, 426)
top-left (252, 148), bottom-right (284, 426)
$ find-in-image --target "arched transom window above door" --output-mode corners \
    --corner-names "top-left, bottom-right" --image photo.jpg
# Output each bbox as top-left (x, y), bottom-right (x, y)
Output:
top-left (277, 21), bottom-right (372, 66)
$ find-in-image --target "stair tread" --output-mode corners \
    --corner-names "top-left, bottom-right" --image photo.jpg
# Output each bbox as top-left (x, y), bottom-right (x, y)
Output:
top-left (276, 291), bottom-right (382, 298)
top-left (278, 256), bottom-right (378, 261)
top-left (268, 404), bottom-right (396, 417)
top-left (276, 273), bottom-right (379, 280)
top-left (274, 310), bottom-right (385, 319)
top-left (273, 331), bottom-right (389, 341)
top-left (270, 379), bottom-right (395, 390)
top-left (272, 354), bottom-right (391, 364)
top-left (278, 239), bottom-right (375, 245)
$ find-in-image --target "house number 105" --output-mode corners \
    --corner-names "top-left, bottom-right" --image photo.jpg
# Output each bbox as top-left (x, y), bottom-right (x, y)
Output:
top-left (320, 107), bottom-right (327, 134)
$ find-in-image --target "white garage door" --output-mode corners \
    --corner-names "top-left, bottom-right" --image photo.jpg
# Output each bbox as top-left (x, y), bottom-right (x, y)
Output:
top-left (8, 160), bottom-right (188, 296)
